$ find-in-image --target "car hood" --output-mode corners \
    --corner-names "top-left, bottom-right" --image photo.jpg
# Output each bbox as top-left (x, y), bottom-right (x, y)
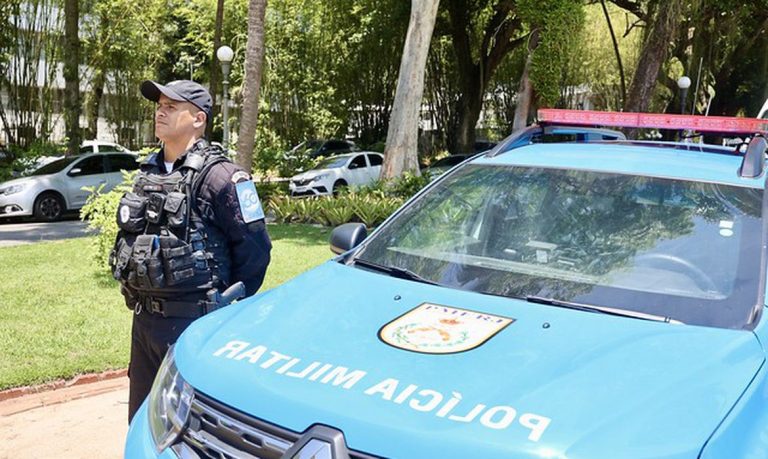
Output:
top-left (291, 169), bottom-right (332, 181)
top-left (176, 262), bottom-right (764, 459)
top-left (0, 176), bottom-right (39, 189)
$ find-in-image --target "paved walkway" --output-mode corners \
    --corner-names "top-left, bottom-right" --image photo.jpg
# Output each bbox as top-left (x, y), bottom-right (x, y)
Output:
top-left (0, 219), bottom-right (93, 247)
top-left (0, 377), bottom-right (129, 458)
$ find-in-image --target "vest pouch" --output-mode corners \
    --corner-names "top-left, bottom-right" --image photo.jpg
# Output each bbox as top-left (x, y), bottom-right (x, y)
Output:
top-left (116, 193), bottom-right (148, 233)
top-left (110, 235), bottom-right (135, 282)
top-left (159, 236), bottom-right (211, 287)
top-left (146, 193), bottom-right (166, 224)
top-left (164, 191), bottom-right (187, 228)
top-left (126, 234), bottom-right (166, 290)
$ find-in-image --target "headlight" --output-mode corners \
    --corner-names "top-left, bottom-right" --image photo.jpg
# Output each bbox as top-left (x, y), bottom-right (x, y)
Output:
top-left (0, 183), bottom-right (27, 196)
top-left (311, 173), bottom-right (328, 182)
top-left (147, 346), bottom-right (194, 452)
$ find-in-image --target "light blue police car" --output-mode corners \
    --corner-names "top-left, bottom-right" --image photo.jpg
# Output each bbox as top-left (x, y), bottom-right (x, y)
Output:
top-left (126, 110), bottom-right (768, 458)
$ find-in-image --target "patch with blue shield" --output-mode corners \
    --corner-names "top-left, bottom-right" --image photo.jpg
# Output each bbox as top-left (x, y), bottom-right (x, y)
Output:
top-left (235, 180), bottom-right (265, 223)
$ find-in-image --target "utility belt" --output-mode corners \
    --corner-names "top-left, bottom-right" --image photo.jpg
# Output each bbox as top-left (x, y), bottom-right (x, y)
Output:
top-left (137, 295), bottom-right (208, 318)
top-left (135, 282), bottom-right (246, 318)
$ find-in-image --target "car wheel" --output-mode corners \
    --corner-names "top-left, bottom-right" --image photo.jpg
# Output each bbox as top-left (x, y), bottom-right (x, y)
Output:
top-left (34, 192), bottom-right (65, 221)
top-left (332, 180), bottom-right (348, 196)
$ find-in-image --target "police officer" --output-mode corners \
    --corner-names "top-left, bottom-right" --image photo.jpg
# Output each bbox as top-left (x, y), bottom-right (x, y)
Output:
top-left (110, 80), bottom-right (272, 422)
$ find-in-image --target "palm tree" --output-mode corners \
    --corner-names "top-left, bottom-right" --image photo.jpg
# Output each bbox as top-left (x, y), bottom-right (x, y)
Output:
top-left (236, 0), bottom-right (268, 171)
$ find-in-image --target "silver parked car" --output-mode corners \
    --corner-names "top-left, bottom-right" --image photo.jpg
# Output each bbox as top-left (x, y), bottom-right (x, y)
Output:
top-left (0, 152), bottom-right (139, 221)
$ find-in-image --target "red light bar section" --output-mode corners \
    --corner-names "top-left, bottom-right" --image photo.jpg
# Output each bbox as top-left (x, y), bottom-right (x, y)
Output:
top-left (538, 109), bottom-right (768, 135)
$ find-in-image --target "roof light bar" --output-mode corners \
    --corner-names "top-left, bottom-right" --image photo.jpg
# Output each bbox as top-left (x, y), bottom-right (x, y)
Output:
top-left (538, 109), bottom-right (768, 135)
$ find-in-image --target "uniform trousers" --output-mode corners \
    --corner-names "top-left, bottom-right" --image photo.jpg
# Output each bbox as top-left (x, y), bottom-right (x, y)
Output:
top-left (128, 310), bottom-right (194, 423)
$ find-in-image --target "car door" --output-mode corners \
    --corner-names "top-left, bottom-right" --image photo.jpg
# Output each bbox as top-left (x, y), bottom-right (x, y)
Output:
top-left (64, 155), bottom-right (108, 208)
top-left (105, 154), bottom-right (140, 191)
top-left (365, 153), bottom-right (383, 182)
top-left (344, 154), bottom-right (369, 186)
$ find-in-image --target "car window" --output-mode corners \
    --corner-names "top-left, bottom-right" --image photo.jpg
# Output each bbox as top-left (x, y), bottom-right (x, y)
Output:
top-left (367, 154), bottom-right (383, 166)
top-left (107, 154), bottom-right (139, 172)
top-left (31, 156), bottom-right (80, 176)
top-left (71, 155), bottom-right (106, 176)
top-left (79, 145), bottom-right (93, 154)
top-left (349, 154), bottom-right (367, 169)
top-left (356, 165), bottom-right (762, 329)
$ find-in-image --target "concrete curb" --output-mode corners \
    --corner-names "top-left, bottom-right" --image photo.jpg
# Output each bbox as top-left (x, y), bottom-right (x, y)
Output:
top-left (0, 368), bottom-right (127, 403)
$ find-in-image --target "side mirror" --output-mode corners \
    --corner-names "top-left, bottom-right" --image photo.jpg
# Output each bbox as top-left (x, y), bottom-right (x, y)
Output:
top-left (68, 167), bottom-right (82, 176)
top-left (348, 162), bottom-right (358, 170)
top-left (330, 223), bottom-right (368, 255)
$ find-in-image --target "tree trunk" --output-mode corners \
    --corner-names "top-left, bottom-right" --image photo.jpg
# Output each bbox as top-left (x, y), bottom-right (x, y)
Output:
top-left (446, 0), bottom-right (524, 153)
top-left (453, 66), bottom-right (483, 153)
top-left (207, 0), bottom-right (225, 140)
top-left (236, 0), bottom-right (268, 171)
top-left (63, 0), bottom-right (80, 153)
top-left (512, 30), bottom-right (539, 131)
top-left (0, 90), bottom-right (14, 145)
top-left (623, 0), bottom-right (681, 114)
top-left (381, 0), bottom-right (440, 180)
top-left (87, 68), bottom-right (105, 139)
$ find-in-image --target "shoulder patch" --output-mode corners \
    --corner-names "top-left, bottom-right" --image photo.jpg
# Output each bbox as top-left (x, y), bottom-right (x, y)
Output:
top-left (231, 170), bottom-right (251, 183)
top-left (235, 180), bottom-right (265, 223)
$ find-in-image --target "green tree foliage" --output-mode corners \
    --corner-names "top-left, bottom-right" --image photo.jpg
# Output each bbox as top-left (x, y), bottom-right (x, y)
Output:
top-left (562, 3), bottom-right (641, 111)
top-left (2, 0), bottom-right (767, 172)
top-left (518, 0), bottom-right (584, 107)
top-left (671, 0), bottom-right (768, 117)
top-left (80, 0), bottom-right (168, 147)
top-left (1, 0), bottom-right (61, 147)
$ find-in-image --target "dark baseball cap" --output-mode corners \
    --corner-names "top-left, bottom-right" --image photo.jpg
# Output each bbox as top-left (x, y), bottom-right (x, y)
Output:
top-left (140, 80), bottom-right (212, 118)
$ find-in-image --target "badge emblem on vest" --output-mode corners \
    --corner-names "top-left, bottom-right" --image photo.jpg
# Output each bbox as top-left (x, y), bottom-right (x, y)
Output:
top-left (120, 205), bottom-right (130, 223)
top-left (379, 303), bottom-right (514, 354)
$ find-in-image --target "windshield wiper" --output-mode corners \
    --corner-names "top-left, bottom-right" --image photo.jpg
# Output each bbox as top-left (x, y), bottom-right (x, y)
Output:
top-left (525, 295), bottom-right (683, 324)
top-left (351, 258), bottom-right (439, 286)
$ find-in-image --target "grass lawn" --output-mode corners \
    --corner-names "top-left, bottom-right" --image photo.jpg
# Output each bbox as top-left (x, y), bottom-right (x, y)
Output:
top-left (0, 223), bottom-right (332, 390)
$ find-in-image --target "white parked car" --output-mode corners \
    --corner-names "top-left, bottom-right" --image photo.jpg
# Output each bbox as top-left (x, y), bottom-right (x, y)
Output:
top-left (0, 152), bottom-right (139, 221)
top-left (13, 140), bottom-right (134, 178)
top-left (79, 140), bottom-right (134, 154)
top-left (289, 152), bottom-right (383, 196)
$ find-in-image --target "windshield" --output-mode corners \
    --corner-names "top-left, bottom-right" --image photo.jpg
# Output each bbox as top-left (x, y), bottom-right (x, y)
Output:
top-left (315, 156), bottom-right (349, 169)
top-left (355, 165), bottom-right (763, 329)
top-left (30, 156), bottom-right (80, 176)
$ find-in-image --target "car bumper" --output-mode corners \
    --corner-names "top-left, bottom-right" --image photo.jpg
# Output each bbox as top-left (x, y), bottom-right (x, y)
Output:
top-left (125, 401), bottom-right (178, 458)
top-left (0, 192), bottom-right (34, 218)
top-left (289, 182), bottom-right (330, 196)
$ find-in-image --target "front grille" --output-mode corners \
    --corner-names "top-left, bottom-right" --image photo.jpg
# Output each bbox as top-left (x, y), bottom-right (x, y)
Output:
top-left (290, 190), bottom-right (320, 197)
top-left (292, 179), bottom-right (312, 187)
top-left (172, 391), bottom-right (379, 459)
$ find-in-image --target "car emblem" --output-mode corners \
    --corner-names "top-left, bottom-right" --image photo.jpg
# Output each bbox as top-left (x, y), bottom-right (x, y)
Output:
top-left (379, 303), bottom-right (514, 354)
top-left (291, 439), bottom-right (333, 459)
top-left (282, 425), bottom-right (351, 459)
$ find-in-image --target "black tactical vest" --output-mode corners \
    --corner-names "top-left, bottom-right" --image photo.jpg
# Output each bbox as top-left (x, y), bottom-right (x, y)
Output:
top-left (110, 141), bottom-right (231, 305)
